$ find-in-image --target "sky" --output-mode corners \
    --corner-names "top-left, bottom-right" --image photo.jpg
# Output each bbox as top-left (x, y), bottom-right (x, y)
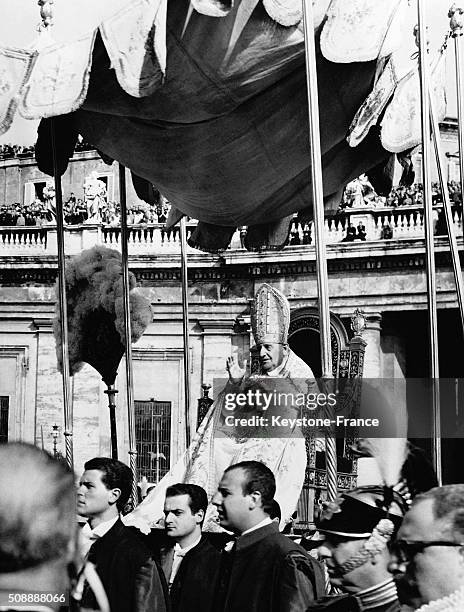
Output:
top-left (0, 0), bottom-right (457, 145)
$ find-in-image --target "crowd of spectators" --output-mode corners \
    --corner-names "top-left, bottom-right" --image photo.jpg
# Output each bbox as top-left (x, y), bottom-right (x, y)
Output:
top-left (0, 196), bottom-right (171, 227)
top-left (0, 144), bottom-right (35, 159)
top-left (0, 139), bottom-right (96, 160)
top-left (341, 179), bottom-right (462, 209)
top-left (0, 175), bottom-right (462, 252)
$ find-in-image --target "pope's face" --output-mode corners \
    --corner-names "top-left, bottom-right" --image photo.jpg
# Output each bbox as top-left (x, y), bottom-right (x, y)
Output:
top-left (257, 343), bottom-right (287, 372)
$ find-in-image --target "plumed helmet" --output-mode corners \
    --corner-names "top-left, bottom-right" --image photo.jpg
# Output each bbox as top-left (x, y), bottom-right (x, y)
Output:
top-left (317, 485), bottom-right (408, 538)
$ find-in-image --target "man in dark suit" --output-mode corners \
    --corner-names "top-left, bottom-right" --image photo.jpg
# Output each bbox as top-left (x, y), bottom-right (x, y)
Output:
top-left (77, 457), bottom-right (168, 612)
top-left (159, 483), bottom-right (222, 611)
top-left (212, 460), bottom-right (326, 612)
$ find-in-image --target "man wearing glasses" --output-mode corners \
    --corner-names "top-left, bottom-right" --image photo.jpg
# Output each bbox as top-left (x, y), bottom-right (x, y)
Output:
top-left (389, 485), bottom-right (464, 611)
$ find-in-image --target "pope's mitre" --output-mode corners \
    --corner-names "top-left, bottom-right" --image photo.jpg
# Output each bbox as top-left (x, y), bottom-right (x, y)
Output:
top-left (251, 284), bottom-right (290, 345)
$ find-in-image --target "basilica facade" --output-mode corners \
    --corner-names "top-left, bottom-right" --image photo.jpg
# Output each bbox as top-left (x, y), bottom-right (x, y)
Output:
top-left (0, 120), bottom-right (462, 489)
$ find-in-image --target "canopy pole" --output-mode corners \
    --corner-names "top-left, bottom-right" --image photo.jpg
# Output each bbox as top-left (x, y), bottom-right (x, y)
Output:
top-left (429, 90), bottom-right (464, 334)
top-left (302, 0), bottom-right (337, 501)
top-left (416, 1), bottom-right (442, 484)
top-left (50, 119), bottom-right (73, 469)
top-left (118, 164), bottom-right (138, 506)
top-left (104, 384), bottom-right (119, 459)
top-left (180, 217), bottom-right (191, 448)
top-left (449, 5), bottom-right (464, 239)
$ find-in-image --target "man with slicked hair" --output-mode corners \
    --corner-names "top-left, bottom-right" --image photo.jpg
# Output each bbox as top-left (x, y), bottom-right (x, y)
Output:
top-left (212, 460), bottom-right (325, 612)
top-left (77, 456), bottom-right (168, 612)
top-left (159, 482), bottom-right (222, 612)
top-left (0, 443), bottom-right (75, 611)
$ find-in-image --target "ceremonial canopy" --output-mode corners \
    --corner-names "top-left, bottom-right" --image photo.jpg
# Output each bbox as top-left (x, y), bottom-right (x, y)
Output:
top-left (0, 0), bottom-right (446, 251)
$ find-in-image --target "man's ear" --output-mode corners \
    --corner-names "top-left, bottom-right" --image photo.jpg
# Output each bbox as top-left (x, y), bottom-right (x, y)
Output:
top-left (282, 344), bottom-right (289, 356)
top-left (108, 487), bottom-right (121, 506)
top-left (249, 490), bottom-right (262, 510)
top-left (195, 509), bottom-right (205, 525)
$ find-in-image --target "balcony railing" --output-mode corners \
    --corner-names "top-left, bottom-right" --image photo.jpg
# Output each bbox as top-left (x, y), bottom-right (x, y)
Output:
top-left (0, 226), bottom-right (48, 250)
top-left (0, 204), bottom-right (461, 257)
top-left (288, 204), bottom-right (463, 245)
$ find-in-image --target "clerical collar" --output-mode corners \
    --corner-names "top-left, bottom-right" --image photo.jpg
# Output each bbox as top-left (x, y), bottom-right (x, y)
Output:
top-left (355, 578), bottom-right (398, 609)
top-left (241, 517), bottom-right (273, 536)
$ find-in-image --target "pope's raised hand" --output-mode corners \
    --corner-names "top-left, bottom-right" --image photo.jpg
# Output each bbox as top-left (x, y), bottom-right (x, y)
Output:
top-left (226, 355), bottom-right (247, 385)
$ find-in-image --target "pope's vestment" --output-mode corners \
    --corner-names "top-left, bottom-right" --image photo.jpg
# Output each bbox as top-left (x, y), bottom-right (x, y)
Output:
top-left (124, 349), bottom-right (316, 532)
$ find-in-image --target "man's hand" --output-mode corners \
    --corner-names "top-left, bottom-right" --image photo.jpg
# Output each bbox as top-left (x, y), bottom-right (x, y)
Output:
top-left (226, 355), bottom-right (247, 385)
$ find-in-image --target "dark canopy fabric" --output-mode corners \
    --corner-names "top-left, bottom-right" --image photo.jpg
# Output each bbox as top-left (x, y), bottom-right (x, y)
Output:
top-left (37, 1), bottom-right (394, 251)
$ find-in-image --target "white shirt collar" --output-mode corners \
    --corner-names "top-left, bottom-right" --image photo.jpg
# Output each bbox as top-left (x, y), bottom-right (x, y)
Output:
top-left (173, 534), bottom-right (202, 556)
top-left (82, 515), bottom-right (119, 539)
top-left (241, 517), bottom-right (273, 536)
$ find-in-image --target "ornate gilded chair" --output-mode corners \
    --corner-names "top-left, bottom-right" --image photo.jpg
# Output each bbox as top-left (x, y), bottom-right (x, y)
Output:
top-left (287, 308), bottom-right (367, 531)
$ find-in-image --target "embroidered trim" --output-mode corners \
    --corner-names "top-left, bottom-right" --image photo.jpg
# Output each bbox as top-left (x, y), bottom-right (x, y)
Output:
top-left (0, 47), bottom-right (37, 134)
top-left (191, 0), bottom-right (233, 17)
top-left (262, 0), bottom-right (302, 27)
top-left (347, 58), bottom-right (397, 148)
top-left (99, 0), bottom-right (166, 99)
top-left (320, 0), bottom-right (406, 64)
top-left (19, 32), bottom-right (96, 120)
top-left (380, 51), bottom-right (447, 153)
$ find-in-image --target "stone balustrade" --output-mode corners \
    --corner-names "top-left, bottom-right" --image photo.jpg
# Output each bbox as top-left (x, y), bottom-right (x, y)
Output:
top-left (287, 204), bottom-right (463, 246)
top-left (0, 204), bottom-right (462, 256)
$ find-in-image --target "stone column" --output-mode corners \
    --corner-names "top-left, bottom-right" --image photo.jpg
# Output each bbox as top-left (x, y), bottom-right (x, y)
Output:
top-left (362, 313), bottom-right (382, 378)
top-left (33, 319), bottom-right (66, 455)
top-left (198, 319), bottom-right (237, 395)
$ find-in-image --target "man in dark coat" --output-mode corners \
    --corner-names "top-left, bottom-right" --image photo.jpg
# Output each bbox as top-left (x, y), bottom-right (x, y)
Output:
top-left (212, 460), bottom-right (326, 612)
top-left (77, 457), bottom-right (168, 612)
top-left (158, 483), bottom-right (222, 612)
top-left (307, 486), bottom-right (407, 612)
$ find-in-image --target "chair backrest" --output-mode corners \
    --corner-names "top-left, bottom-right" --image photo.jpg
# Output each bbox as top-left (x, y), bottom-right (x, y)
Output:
top-left (285, 308), bottom-right (367, 532)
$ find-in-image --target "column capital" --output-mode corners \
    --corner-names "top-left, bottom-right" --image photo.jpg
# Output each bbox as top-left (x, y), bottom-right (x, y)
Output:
top-left (31, 318), bottom-right (53, 332)
top-left (363, 312), bottom-right (382, 332)
top-left (197, 318), bottom-right (237, 335)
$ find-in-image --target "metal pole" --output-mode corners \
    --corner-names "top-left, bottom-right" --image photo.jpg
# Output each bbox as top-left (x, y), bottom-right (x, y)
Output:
top-left (50, 119), bottom-right (73, 469)
top-left (118, 164), bottom-right (138, 506)
top-left (180, 217), bottom-right (191, 448)
top-left (156, 418), bottom-right (160, 484)
top-left (416, 2), bottom-right (441, 483)
top-left (450, 6), bottom-right (464, 235)
top-left (302, 0), bottom-right (337, 501)
top-left (104, 384), bottom-right (119, 459)
top-left (429, 90), bottom-right (464, 333)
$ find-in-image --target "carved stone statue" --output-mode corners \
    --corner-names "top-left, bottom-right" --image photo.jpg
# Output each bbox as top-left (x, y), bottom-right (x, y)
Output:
top-left (42, 182), bottom-right (56, 221)
top-left (83, 171), bottom-right (107, 223)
